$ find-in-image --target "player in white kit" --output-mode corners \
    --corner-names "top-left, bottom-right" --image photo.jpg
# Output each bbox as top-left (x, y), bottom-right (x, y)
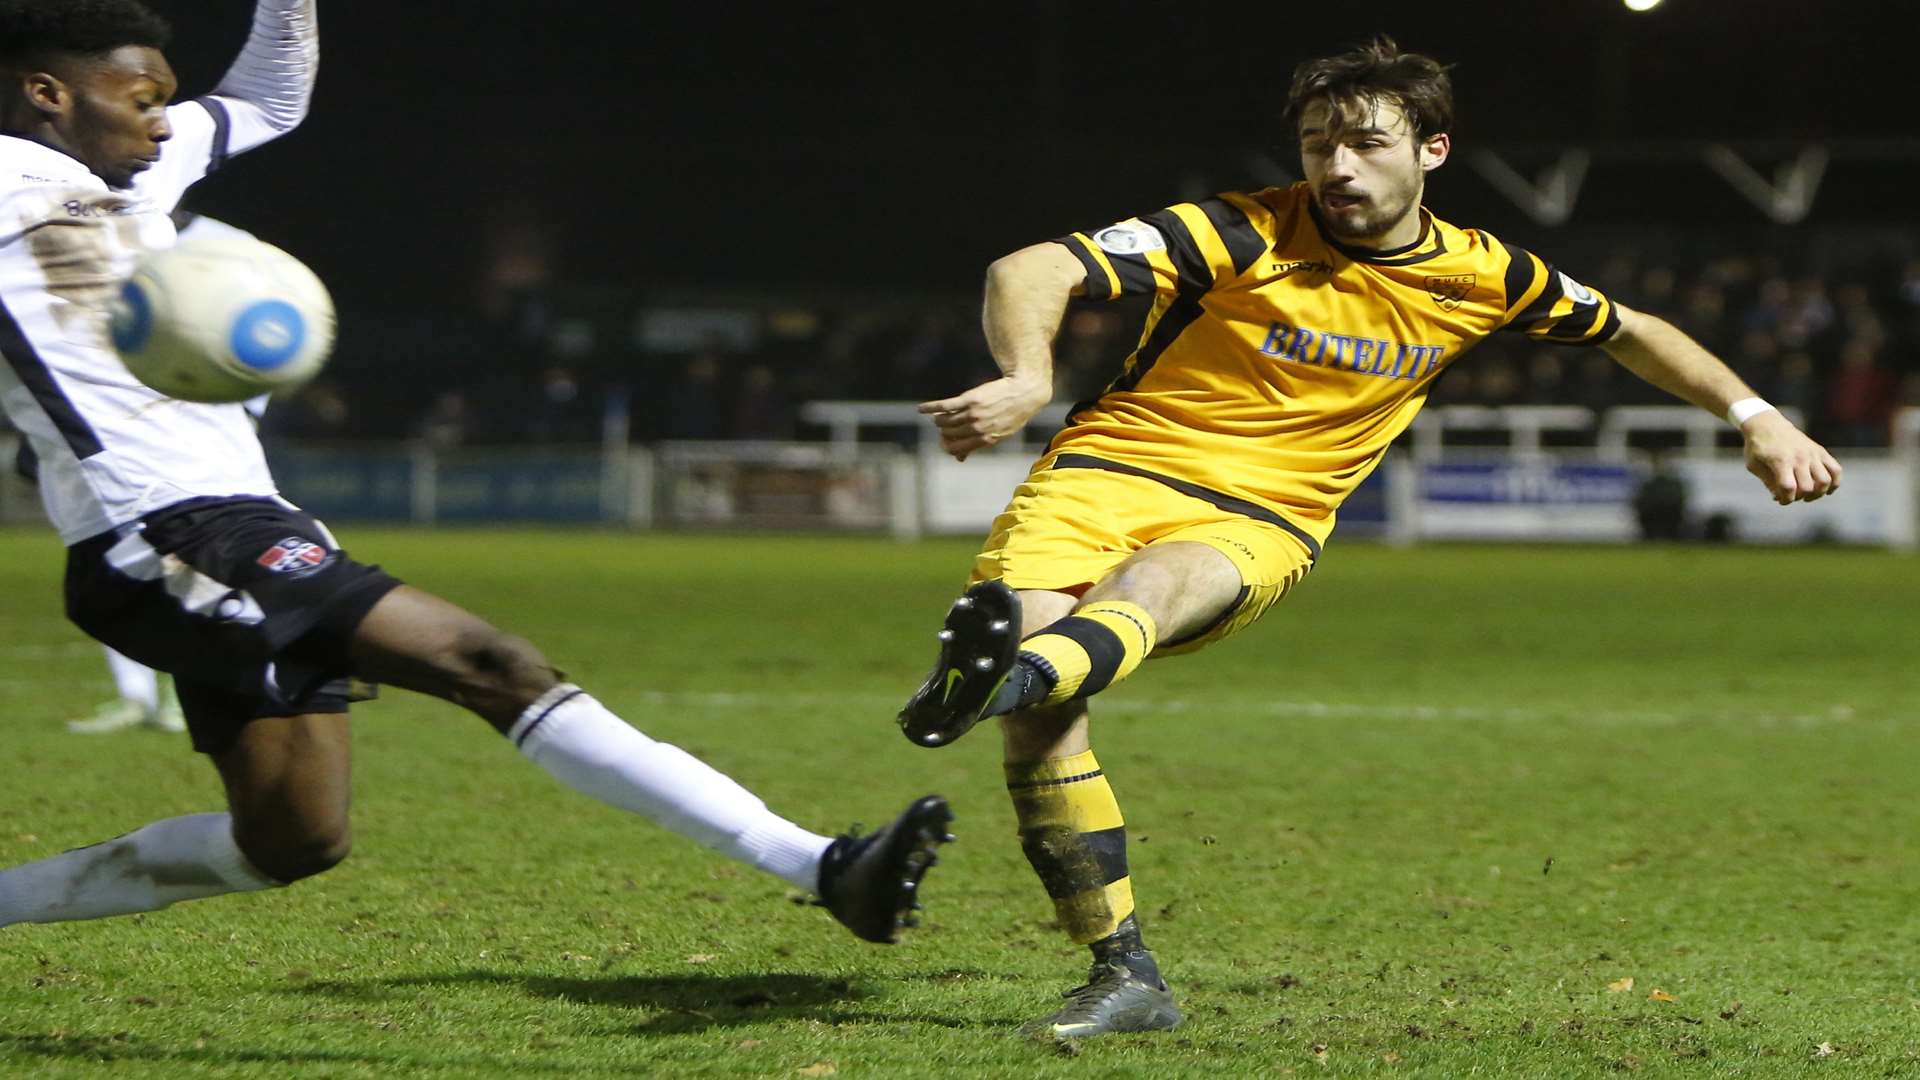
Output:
top-left (0, 0), bottom-right (951, 944)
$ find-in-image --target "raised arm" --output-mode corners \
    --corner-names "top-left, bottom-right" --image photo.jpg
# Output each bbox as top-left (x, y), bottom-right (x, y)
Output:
top-left (207, 0), bottom-right (319, 151)
top-left (1600, 303), bottom-right (1841, 505)
top-left (917, 242), bottom-right (1083, 461)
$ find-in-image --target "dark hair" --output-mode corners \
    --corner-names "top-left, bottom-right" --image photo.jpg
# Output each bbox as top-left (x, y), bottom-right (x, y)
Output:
top-left (0, 0), bottom-right (172, 67)
top-left (1285, 35), bottom-right (1454, 142)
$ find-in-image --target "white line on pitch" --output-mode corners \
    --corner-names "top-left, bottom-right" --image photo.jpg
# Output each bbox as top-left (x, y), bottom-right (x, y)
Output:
top-left (628, 689), bottom-right (1878, 730)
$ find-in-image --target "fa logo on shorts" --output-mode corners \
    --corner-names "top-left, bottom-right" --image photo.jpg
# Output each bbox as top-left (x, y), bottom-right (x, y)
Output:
top-left (256, 536), bottom-right (332, 577)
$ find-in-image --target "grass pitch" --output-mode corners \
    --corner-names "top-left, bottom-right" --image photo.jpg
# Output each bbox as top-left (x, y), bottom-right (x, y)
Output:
top-left (1, 527), bottom-right (1915, 1077)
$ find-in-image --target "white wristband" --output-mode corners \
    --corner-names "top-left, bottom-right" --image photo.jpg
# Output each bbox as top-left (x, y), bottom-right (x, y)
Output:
top-left (1726, 397), bottom-right (1776, 427)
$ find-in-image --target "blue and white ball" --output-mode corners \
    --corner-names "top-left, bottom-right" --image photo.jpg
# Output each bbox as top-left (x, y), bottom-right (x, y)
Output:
top-left (111, 233), bottom-right (335, 403)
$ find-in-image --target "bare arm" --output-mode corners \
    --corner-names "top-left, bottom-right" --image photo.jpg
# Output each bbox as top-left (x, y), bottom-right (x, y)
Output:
top-left (917, 242), bottom-right (1084, 460)
top-left (1600, 303), bottom-right (1841, 504)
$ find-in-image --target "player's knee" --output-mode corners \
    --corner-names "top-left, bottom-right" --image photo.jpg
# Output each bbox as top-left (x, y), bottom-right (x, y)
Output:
top-left (452, 627), bottom-right (556, 698)
top-left (1087, 560), bottom-right (1181, 615)
top-left (236, 820), bottom-right (351, 884)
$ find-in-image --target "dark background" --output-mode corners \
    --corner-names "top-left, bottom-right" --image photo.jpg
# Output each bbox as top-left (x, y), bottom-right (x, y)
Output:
top-left (148, 1), bottom-right (1913, 316)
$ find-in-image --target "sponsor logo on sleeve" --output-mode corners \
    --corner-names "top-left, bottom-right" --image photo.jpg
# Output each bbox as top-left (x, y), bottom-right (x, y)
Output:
top-left (255, 536), bottom-right (334, 577)
top-left (1558, 271), bottom-right (1597, 305)
top-left (1092, 220), bottom-right (1167, 255)
top-left (1424, 273), bottom-right (1477, 312)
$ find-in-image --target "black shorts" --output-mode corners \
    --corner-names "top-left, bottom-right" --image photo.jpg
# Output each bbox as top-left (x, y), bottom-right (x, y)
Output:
top-left (64, 496), bottom-right (403, 756)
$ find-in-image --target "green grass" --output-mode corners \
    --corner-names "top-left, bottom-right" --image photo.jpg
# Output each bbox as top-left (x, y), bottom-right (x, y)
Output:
top-left (1, 527), bottom-right (1916, 1077)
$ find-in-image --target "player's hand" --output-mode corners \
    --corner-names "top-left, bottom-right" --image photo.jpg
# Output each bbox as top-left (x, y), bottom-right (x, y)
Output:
top-left (918, 375), bottom-right (1052, 461)
top-left (1741, 411), bottom-right (1842, 505)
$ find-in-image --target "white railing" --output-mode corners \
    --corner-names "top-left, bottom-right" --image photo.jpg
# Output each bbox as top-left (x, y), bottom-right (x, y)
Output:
top-left (803, 401), bottom-right (1822, 462)
top-left (1596, 404), bottom-right (1806, 461)
top-left (1408, 405), bottom-right (1597, 461)
top-left (6, 408), bottom-right (1913, 545)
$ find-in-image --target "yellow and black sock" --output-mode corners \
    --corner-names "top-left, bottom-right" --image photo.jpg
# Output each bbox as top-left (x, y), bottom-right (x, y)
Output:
top-left (992, 602), bottom-right (1157, 715)
top-left (1005, 749), bottom-right (1137, 946)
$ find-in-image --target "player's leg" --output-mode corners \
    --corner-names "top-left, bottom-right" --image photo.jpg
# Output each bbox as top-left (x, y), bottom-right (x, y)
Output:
top-left (1010, 527), bottom-right (1311, 1036)
top-left (0, 690), bottom-right (343, 928)
top-left (345, 585), bottom-right (950, 943)
top-left (993, 543), bottom-right (1243, 1036)
top-left (901, 460), bottom-right (1315, 1033)
top-left (210, 710), bottom-right (354, 886)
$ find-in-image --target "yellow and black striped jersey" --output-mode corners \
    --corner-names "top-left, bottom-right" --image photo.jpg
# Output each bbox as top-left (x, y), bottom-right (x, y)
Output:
top-left (1047, 181), bottom-right (1619, 553)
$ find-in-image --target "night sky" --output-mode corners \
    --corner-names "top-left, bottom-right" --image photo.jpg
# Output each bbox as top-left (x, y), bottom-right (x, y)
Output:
top-left (144, 1), bottom-right (1913, 321)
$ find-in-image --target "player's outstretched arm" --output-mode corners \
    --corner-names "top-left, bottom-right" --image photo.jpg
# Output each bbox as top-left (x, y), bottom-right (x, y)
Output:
top-left (208, 0), bottom-right (320, 149)
top-left (917, 243), bottom-right (1081, 461)
top-left (1600, 304), bottom-right (1841, 505)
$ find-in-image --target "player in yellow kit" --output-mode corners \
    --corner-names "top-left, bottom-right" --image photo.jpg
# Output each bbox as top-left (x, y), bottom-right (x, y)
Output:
top-left (897, 36), bottom-right (1842, 1038)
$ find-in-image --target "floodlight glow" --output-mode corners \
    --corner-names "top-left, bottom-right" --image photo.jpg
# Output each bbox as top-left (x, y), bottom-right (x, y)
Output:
top-left (1623, 0), bottom-right (1663, 10)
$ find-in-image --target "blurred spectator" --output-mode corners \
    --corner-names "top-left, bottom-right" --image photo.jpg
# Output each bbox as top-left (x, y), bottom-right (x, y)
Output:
top-left (1521, 351), bottom-right (1568, 405)
top-left (1570, 353), bottom-right (1621, 412)
top-left (1778, 276), bottom-right (1835, 349)
top-left (1897, 258), bottom-right (1920, 310)
top-left (523, 365), bottom-right (597, 443)
top-left (884, 310), bottom-right (968, 400)
top-left (1636, 265), bottom-right (1678, 320)
top-left (731, 363), bottom-right (792, 440)
top-left (261, 379), bottom-right (351, 442)
top-left (1831, 282), bottom-right (1885, 349)
top-left (416, 390), bottom-right (471, 450)
top-left (1729, 329), bottom-right (1780, 396)
top-left (662, 349), bottom-right (726, 440)
top-left (1823, 338), bottom-right (1896, 446)
top-left (1633, 453), bottom-right (1688, 542)
top-left (1473, 353), bottom-right (1524, 406)
top-left (1770, 351), bottom-right (1822, 424)
top-left (1677, 280), bottom-right (1731, 356)
top-left (1056, 306), bottom-right (1133, 402)
top-left (1742, 276), bottom-right (1792, 337)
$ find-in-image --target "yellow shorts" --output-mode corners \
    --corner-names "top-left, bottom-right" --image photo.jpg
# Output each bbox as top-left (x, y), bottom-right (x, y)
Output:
top-left (971, 454), bottom-right (1317, 656)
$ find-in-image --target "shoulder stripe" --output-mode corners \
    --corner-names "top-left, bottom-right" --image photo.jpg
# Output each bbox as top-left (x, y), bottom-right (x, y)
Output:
top-left (1509, 257), bottom-right (1558, 326)
top-left (196, 96), bottom-right (233, 174)
top-left (0, 295), bottom-right (103, 460)
top-left (1054, 234), bottom-right (1119, 301)
top-left (1496, 237), bottom-right (1546, 319)
top-left (1195, 196), bottom-right (1266, 275)
top-left (1141, 208), bottom-right (1211, 291)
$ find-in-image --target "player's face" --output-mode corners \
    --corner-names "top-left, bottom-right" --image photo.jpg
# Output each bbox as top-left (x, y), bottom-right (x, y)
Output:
top-left (60, 46), bottom-right (177, 190)
top-left (1298, 97), bottom-right (1448, 248)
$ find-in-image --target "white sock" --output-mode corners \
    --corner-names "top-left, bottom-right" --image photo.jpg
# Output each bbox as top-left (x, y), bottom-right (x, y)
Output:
top-left (509, 685), bottom-right (833, 891)
top-left (104, 647), bottom-right (159, 712)
top-left (0, 813), bottom-right (278, 927)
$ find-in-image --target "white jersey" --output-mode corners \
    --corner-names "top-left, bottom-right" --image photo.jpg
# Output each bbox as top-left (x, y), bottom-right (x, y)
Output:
top-left (0, 0), bottom-right (317, 545)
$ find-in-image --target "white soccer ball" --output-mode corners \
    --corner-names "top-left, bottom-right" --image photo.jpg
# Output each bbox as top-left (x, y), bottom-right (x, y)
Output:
top-left (109, 233), bottom-right (336, 403)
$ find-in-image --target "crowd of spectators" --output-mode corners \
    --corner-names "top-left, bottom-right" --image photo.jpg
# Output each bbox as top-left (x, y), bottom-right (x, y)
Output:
top-left (1424, 248), bottom-right (1920, 447)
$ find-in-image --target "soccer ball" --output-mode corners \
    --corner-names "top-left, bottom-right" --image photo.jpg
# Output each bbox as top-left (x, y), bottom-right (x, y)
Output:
top-left (110, 233), bottom-right (336, 403)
